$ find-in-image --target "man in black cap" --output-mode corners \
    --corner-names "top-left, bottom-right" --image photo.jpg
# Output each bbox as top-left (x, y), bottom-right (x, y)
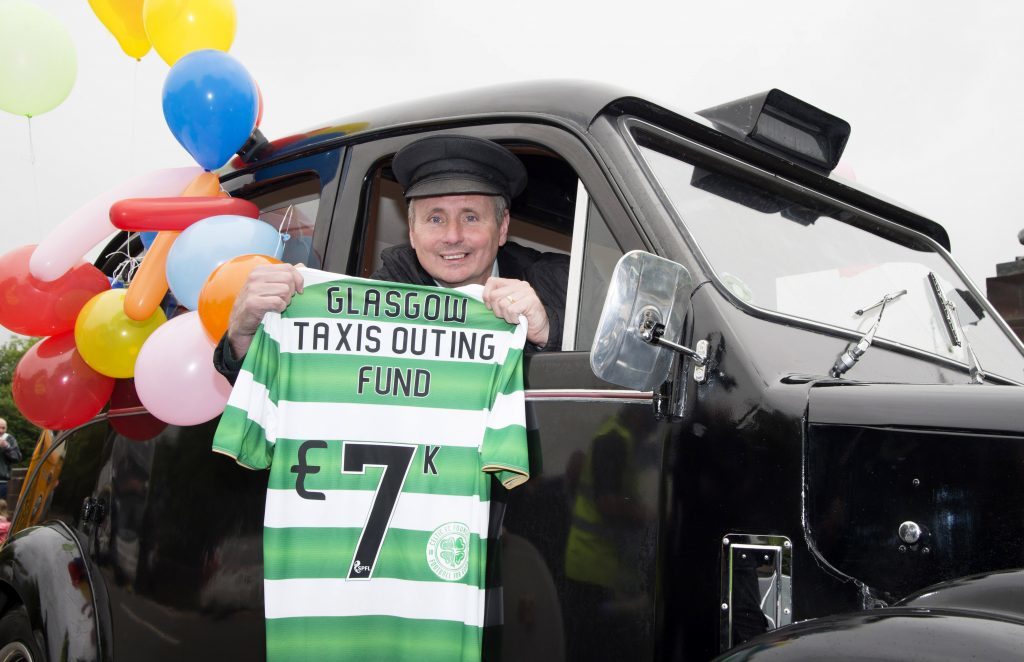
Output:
top-left (215, 135), bottom-right (568, 381)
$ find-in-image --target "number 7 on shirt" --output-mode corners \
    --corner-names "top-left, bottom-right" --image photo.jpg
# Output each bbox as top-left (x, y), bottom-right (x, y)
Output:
top-left (342, 441), bottom-right (417, 580)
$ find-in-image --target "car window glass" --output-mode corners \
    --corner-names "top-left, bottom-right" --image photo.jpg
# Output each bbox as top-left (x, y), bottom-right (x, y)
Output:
top-left (576, 202), bottom-right (624, 349)
top-left (244, 176), bottom-right (322, 268)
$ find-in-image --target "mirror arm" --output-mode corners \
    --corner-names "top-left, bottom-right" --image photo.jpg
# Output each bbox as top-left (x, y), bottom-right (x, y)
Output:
top-left (639, 310), bottom-right (707, 366)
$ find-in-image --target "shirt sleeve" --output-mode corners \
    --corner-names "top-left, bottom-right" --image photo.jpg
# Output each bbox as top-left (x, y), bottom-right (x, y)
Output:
top-left (212, 313), bottom-right (282, 470)
top-left (481, 319), bottom-right (530, 489)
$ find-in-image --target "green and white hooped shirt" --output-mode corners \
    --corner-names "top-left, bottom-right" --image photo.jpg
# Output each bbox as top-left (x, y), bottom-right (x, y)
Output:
top-left (212, 269), bottom-right (529, 662)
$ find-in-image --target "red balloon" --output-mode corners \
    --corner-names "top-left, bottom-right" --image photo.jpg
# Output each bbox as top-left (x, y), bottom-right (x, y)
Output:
top-left (109, 379), bottom-right (168, 441)
top-left (12, 333), bottom-right (115, 430)
top-left (109, 196), bottom-right (260, 232)
top-left (0, 245), bottom-right (110, 337)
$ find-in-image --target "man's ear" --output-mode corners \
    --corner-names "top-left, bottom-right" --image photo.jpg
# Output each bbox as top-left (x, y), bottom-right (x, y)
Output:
top-left (498, 208), bottom-right (510, 246)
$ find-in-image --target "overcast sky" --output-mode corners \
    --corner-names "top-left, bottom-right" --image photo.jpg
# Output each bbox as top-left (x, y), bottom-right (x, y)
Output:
top-left (2, 1), bottom-right (1022, 340)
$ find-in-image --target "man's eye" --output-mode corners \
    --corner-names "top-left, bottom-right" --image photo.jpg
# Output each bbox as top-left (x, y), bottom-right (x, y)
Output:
top-left (464, 215), bottom-right (479, 223)
top-left (428, 216), bottom-right (443, 224)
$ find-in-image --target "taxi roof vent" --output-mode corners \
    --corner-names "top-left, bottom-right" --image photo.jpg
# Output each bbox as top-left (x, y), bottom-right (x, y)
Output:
top-left (698, 89), bottom-right (850, 172)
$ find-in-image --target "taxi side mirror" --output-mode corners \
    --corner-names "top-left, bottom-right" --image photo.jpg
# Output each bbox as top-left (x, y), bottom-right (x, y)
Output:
top-left (590, 251), bottom-right (694, 391)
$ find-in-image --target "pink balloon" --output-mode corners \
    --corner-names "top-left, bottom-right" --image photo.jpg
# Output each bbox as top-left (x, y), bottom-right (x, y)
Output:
top-left (134, 311), bottom-right (232, 426)
top-left (30, 166), bottom-right (204, 282)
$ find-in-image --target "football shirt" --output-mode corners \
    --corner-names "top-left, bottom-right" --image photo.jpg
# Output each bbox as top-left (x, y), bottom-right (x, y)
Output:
top-left (213, 269), bottom-right (529, 661)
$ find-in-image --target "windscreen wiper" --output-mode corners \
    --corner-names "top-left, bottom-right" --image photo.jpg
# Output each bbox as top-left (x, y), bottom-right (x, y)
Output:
top-left (928, 272), bottom-right (960, 347)
top-left (830, 289), bottom-right (907, 378)
top-left (928, 272), bottom-right (985, 384)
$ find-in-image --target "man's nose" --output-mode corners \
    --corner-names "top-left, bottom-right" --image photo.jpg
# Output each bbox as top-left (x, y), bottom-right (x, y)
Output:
top-left (442, 220), bottom-right (464, 243)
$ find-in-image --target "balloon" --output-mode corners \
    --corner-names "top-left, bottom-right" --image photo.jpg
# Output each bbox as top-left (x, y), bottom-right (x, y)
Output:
top-left (140, 231), bottom-right (158, 248)
top-left (88, 0), bottom-right (150, 59)
top-left (75, 289), bottom-right (167, 378)
top-left (123, 231), bottom-right (178, 321)
top-left (30, 167), bottom-right (203, 282)
top-left (162, 49), bottom-right (258, 170)
top-left (198, 253), bottom-right (281, 341)
top-left (255, 81), bottom-right (264, 128)
top-left (180, 170), bottom-right (222, 197)
top-left (166, 215), bottom-right (282, 310)
top-left (122, 171), bottom-right (222, 320)
top-left (109, 379), bottom-right (167, 440)
top-left (111, 196), bottom-right (259, 231)
top-left (142, 0), bottom-right (236, 67)
top-left (0, 245), bottom-right (110, 336)
top-left (0, 1), bottom-right (77, 118)
top-left (12, 333), bottom-right (115, 430)
top-left (134, 312), bottom-right (232, 426)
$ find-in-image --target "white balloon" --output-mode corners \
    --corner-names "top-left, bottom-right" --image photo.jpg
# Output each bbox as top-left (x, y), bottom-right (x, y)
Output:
top-left (29, 166), bottom-right (203, 282)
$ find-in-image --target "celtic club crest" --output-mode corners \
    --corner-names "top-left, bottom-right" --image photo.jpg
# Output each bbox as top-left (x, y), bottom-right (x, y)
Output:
top-left (426, 522), bottom-right (471, 581)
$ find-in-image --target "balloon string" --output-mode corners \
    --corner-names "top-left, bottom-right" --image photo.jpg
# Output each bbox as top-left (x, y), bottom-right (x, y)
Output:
top-left (276, 205), bottom-right (294, 258)
top-left (108, 244), bottom-right (142, 286)
top-left (27, 117), bottom-right (40, 225)
top-left (130, 59), bottom-right (139, 173)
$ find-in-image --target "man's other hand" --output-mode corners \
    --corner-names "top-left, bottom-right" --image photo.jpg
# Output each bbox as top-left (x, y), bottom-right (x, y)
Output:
top-left (483, 277), bottom-right (550, 348)
top-left (227, 263), bottom-right (305, 357)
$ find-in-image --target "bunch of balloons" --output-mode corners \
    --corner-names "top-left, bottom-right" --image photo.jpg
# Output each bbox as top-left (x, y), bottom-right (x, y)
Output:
top-left (3, 0), bottom-right (282, 434)
top-left (89, 0), bottom-right (236, 65)
top-left (2, 170), bottom-right (283, 432)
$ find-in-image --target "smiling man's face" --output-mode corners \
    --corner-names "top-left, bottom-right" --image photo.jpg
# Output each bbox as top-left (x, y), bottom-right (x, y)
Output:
top-left (408, 194), bottom-right (509, 288)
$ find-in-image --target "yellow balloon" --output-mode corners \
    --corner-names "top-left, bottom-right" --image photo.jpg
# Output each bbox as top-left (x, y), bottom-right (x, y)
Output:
top-left (75, 289), bottom-right (167, 378)
top-left (89, 0), bottom-right (151, 59)
top-left (142, 0), bottom-right (237, 66)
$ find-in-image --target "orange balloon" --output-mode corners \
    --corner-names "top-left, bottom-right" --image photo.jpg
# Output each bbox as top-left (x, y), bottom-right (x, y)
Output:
top-left (122, 171), bottom-right (222, 319)
top-left (198, 254), bottom-right (281, 341)
top-left (181, 171), bottom-right (221, 197)
top-left (124, 231), bottom-right (178, 320)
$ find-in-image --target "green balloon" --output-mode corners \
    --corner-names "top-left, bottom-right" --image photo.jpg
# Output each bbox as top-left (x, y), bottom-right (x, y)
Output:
top-left (0, 0), bottom-right (77, 118)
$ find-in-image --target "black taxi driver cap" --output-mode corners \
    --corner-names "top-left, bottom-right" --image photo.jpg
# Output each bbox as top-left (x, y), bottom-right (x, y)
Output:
top-left (392, 135), bottom-right (527, 203)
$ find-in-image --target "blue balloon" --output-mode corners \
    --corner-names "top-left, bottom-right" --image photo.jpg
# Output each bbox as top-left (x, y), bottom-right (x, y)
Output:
top-left (165, 215), bottom-right (282, 310)
top-left (139, 231), bottom-right (157, 249)
top-left (162, 50), bottom-right (258, 171)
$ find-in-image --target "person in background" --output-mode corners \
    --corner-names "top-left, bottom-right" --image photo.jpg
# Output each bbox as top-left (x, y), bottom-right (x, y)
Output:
top-left (0, 501), bottom-right (10, 545)
top-left (0, 418), bottom-right (23, 502)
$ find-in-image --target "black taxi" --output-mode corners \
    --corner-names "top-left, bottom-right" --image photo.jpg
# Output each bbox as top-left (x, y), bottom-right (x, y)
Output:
top-left (2, 81), bottom-right (1024, 661)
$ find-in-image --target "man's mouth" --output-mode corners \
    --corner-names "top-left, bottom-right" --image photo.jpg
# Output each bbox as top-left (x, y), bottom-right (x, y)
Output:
top-left (441, 253), bottom-right (467, 261)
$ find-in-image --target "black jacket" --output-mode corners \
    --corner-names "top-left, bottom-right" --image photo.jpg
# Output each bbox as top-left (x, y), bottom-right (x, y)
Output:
top-left (0, 434), bottom-right (21, 481)
top-left (214, 241), bottom-right (569, 384)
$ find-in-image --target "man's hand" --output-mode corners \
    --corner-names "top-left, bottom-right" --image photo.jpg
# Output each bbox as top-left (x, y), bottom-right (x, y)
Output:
top-left (483, 277), bottom-right (550, 347)
top-left (227, 263), bottom-right (304, 357)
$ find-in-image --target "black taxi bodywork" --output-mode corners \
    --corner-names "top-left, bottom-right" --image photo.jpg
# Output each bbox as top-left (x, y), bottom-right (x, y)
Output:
top-left (2, 81), bottom-right (1024, 661)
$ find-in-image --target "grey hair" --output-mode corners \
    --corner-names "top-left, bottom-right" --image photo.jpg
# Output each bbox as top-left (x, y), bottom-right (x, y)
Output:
top-left (407, 195), bottom-right (508, 224)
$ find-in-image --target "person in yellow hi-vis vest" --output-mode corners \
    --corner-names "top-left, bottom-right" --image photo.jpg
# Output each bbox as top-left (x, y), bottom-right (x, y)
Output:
top-left (564, 407), bottom-right (659, 660)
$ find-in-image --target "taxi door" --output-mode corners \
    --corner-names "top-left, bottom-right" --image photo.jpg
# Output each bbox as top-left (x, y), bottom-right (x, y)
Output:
top-left (328, 122), bottom-right (668, 661)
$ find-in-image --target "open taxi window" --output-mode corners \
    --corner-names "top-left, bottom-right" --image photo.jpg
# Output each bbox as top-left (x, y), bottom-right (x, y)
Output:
top-left (357, 147), bottom-right (575, 278)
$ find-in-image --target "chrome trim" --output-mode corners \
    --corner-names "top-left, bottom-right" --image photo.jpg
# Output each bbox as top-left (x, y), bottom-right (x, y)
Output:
top-left (693, 339), bottom-right (710, 383)
top-left (524, 388), bottom-right (652, 403)
top-left (561, 180), bottom-right (590, 352)
top-left (618, 116), bottom-right (1024, 384)
top-left (720, 533), bottom-right (793, 652)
